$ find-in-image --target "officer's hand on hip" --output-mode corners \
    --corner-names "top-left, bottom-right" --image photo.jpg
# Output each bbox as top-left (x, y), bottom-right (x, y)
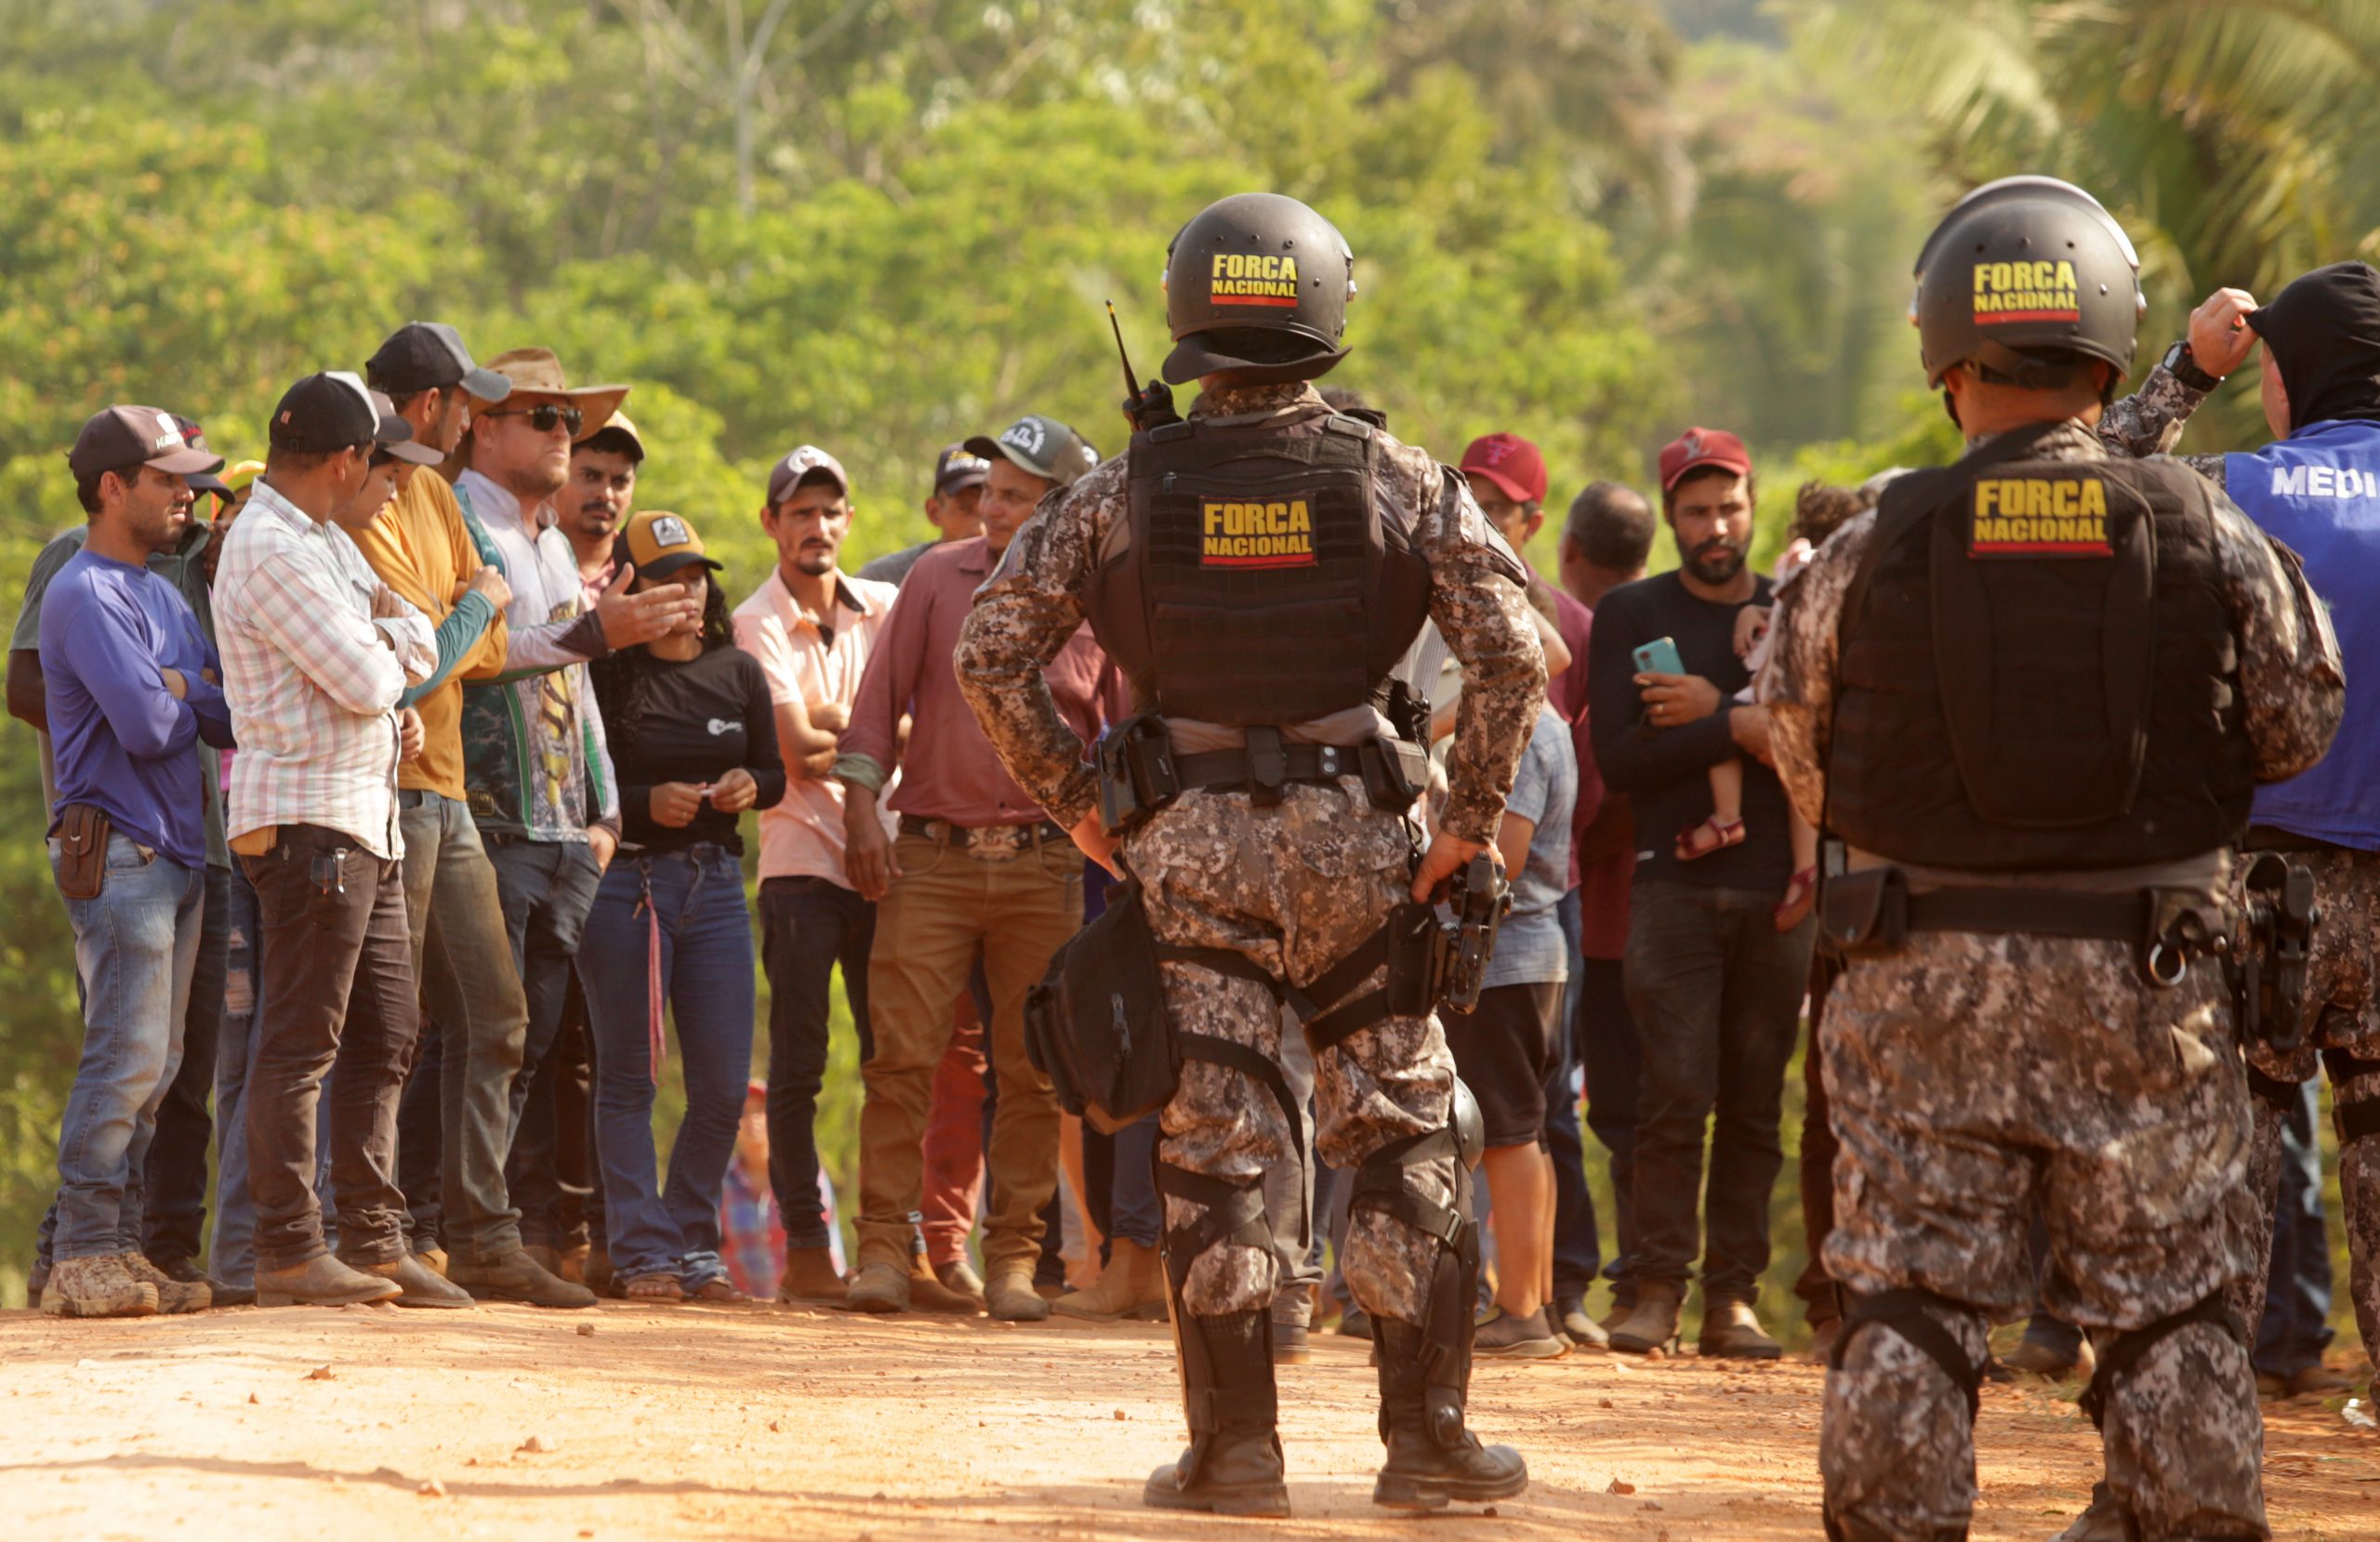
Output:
top-left (2188, 287), bottom-right (2260, 378)
top-left (1069, 811), bottom-right (1122, 878)
top-left (1410, 832), bottom-right (1490, 903)
top-left (1635, 670), bottom-right (1720, 727)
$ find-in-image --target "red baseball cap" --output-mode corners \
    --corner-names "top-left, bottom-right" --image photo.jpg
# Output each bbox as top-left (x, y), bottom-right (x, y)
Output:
top-left (1658, 426), bottom-right (1752, 493)
top-left (1459, 432), bottom-right (1548, 505)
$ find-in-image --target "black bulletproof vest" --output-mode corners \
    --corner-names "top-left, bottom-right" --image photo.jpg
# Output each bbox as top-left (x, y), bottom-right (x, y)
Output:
top-left (1828, 432), bottom-right (2254, 870)
top-left (1081, 407), bottom-right (1431, 725)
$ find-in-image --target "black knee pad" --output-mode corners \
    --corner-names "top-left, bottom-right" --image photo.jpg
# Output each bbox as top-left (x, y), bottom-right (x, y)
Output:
top-left (2080, 1291), bottom-right (2244, 1430)
top-left (2324, 1049), bottom-right (2380, 1148)
top-left (1830, 1286), bottom-right (1990, 1422)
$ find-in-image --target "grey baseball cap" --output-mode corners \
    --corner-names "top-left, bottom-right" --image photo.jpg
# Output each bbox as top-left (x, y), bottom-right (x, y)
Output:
top-left (962, 415), bottom-right (1099, 488)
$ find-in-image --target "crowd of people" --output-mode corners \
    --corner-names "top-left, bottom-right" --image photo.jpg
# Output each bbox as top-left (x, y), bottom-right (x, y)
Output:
top-left (11, 258), bottom-right (2373, 1468)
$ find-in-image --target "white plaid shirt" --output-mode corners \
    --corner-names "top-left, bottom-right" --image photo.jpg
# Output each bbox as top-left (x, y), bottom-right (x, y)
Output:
top-left (218, 479), bottom-right (436, 859)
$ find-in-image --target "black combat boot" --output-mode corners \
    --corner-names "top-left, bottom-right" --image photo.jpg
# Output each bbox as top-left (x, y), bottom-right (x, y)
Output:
top-left (1372, 1317), bottom-right (1527, 1509)
top-left (1142, 1310), bottom-right (1290, 1517)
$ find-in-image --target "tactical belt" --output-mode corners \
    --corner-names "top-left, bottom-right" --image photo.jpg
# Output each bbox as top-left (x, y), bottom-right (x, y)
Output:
top-left (2245, 824), bottom-right (2352, 856)
top-left (1898, 887), bottom-right (2152, 940)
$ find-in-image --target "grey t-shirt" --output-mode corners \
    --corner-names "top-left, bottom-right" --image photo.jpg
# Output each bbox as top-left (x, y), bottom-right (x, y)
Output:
top-left (1481, 702), bottom-right (1577, 989)
top-left (855, 539), bottom-right (936, 588)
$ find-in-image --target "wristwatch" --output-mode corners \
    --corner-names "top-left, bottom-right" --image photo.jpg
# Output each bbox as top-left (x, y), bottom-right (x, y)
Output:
top-left (2162, 340), bottom-right (2223, 392)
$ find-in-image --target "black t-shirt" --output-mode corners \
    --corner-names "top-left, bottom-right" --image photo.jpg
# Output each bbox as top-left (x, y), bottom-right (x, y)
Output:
top-left (604, 645), bottom-right (787, 854)
top-left (1584, 569), bottom-right (1792, 890)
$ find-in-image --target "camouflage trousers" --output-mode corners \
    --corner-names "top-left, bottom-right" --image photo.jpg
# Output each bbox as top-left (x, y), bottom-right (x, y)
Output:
top-left (1127, 781), bottom-right (1455, 1325)
top-left (2230, 849), bottom-right (2380, 1378)
top-left (1818, 932), bottom-right (2268, 1540)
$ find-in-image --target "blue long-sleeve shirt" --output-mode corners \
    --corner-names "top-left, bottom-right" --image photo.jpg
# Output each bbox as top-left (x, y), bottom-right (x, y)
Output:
top-left (40, 547), bottom-right (233, 870)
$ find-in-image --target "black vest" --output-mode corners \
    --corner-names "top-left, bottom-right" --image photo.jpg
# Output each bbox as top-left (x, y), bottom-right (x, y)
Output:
top-left (1081, 407), bottom-right (1432, 725)
top-left (1828, 432), bottom-right (2254, 869)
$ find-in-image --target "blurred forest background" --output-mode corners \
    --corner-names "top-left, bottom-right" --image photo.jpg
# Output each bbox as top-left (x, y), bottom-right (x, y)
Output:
top-left (4, 0), bottom-right (2377, 1343)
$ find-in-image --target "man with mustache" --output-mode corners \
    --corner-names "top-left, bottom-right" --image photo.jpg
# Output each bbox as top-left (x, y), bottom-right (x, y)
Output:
top-left (1583, 426), bottom-right (1813, 1362)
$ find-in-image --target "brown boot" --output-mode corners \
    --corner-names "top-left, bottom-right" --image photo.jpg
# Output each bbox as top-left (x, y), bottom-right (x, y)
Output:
top-left (985, 1268), bottom-right (1051, 1322)
top-left (257, 1253), bottom-right (404, 1309)
top-left (126, 1254), bottom-right (211, 1314)
top-left (1052, 1238), bottom-right (1167, 1322)
top-left (42, 1255), bottom-right (158, 1319)
top-left (1606, 1280), bottom-right (1682, 1355)
top-left (1697, 1297), bottom-right (1782, 1360)
top-left (774, 1245), bottom-right (847, 1306)
top-left (909, 1255), bottom-right (985, 1314)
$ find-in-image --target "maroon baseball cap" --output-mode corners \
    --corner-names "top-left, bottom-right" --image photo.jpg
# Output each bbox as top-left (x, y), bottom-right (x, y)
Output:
top-left (68, 405), bottom-right (225, 481)
top-left (1459, 432), bottom-right (1548, 505)
top-left (1657, 426), bottom-right (1752, 493)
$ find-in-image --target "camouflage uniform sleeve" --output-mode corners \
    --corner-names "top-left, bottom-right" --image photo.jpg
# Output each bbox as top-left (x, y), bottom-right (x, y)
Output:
top-left (2096, 362), bottom-right (2211, 460)
top-left (952, 474), bottom-right (1109, 831)
top-left (1410, 456), bottom-right (1547, 845)
top-left (2205, 494), bottom-right (2346, 782)
top-left (1758, 509), bottom-right (1876, 828)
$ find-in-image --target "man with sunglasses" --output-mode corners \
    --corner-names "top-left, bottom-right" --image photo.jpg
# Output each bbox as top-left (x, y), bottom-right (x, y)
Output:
top-left (451, 349), bottom-right (694, 1306)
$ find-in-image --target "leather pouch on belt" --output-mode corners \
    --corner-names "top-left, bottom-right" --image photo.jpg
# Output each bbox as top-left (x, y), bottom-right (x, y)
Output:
top-left (54, 802), bottom-right (112, 902)
top-left (1819, 866), bottom-right (1908, 957)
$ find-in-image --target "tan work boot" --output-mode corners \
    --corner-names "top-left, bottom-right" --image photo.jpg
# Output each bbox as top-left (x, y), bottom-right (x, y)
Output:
top-left (909, 1256), bottom-right (985, 1314)
top-left (985, 1267), bottom-right (1052, 1322)
top-left (557, 1242), bottom-right (591, 1284)
top-left (126, 1254), bottom-right (211, 1313)
top-left (1052, 1238), bottom-right (1168, 1322)
top-left (775, 1245), bottom-right (847, 1306)
top-left (1698, 1297), bottom-right (1782, 1360)
top-left (844, 1260), bottom-right (910, 1314)
top-left (42, 1255), bottom-right (159, 1319)
top-left (1606, 1280), bottom-right (1682, 1355)
top-left (415, 1246), bottom-right (450, 1278)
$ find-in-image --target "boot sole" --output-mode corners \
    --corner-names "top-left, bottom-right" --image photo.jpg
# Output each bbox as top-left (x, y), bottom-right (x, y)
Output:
top-left (1699, 1341), bottom-right (1782, 1360)
top-left (842, 1295), bottom-right (908, 1314)
top-left (1144, 1483), bottom-right (1291, 1518)
top-left (1607, 1336), bottom-right (1677, 1355)
top-left (257, 1288), bottom-right (402, 1307)
top-left (1475, 1338), bottom-right (1569, 1360)
top-left (42, 1295), bottom-right (158, 1318)
top-left (1372, 1470), bottom-right (1528, 1510)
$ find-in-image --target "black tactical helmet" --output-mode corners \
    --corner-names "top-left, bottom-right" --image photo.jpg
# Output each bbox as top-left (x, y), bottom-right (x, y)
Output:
top-left (1161, 192), bottom-right (1355, 386)
top-left (1911, 176), bottom-right (2146, 389)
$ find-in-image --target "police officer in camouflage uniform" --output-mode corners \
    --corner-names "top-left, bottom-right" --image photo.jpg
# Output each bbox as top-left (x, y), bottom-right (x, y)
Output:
top-left (954, 192), bottom-right (1545, 1517)
top-left (2091, 263), bottom-right (2380, 1416)
top-left (1761, 178), bottom-right (2345, 1541)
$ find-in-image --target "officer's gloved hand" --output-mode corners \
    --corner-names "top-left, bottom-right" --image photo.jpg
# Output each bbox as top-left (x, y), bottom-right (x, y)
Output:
top-left (1121, 378), bottom-right (1181, 434)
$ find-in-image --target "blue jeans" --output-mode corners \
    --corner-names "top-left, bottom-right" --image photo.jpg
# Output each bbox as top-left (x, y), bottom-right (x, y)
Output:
top-left (582, 847), bottom-right (756, 1287)
top-left (2254, 1077), bottom-right (2335, 1377)
top-left (1546, 888), bottom-right (1603, 1297)
top-left (210, 861), bottom-right (336, 1287)
top-left (141, 863), bottom-right (231, 1265)
top-left (47, 834), bottom-right (205, 1260)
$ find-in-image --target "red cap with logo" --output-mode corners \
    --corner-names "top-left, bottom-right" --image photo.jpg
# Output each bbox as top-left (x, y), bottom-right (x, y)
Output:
top-left (1657, 426), bottom-right (1752, 493)
top-left (1458, 432), bottom-right (1548, 505)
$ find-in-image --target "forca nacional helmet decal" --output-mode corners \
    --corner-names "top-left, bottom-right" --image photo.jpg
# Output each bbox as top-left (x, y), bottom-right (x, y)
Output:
top-left (1158, 192), bottom-right (1359, 387)
top-left (1910, 175), bottom-right (2148, 389)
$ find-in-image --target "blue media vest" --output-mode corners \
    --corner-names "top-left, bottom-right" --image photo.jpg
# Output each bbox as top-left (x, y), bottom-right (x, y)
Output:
top-left (2226, 418), bottom-right (2380, 850)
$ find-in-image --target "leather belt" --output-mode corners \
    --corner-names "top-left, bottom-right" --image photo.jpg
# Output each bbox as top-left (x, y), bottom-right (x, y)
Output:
top-left (897, 814), bottom-right (1066, 858)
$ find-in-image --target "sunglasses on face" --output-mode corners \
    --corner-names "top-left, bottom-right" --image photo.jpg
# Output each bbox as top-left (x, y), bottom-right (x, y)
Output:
top-left (485, 404), bottom-right (584, 436)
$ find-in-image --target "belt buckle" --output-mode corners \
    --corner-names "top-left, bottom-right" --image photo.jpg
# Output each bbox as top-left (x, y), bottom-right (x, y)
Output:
top-left (968, 824), bottom-right (1025, 863)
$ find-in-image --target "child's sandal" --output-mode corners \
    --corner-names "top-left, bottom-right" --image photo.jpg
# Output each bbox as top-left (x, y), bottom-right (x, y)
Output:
top-left (1675, 815), bottom-right (1747, 862)
top-left (1775, 865), bottom-right (1818, 931)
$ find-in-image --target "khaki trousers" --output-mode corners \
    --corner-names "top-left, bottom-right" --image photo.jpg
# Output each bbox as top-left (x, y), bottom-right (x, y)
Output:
top-left (853, 831), bottom-right (1081, 1274)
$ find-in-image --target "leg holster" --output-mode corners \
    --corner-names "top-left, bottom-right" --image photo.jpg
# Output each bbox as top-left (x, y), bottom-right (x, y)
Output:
top-left (1351, 1123), bottom-right (1476, 1450)
top-left (2079, 1291), bottom-right (2244, 1431)
top-left (1831, 1285), bottom-right (1990, 1423)
top-left (1154, 1162), bottom-right (1278, 1482)
top-left (2323, 1049), bottom-right (2380, 1149)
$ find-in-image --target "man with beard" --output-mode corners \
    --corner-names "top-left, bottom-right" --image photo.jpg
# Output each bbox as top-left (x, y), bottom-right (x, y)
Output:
top-left (562, 411), bottom-right (642, 596)
top-left (449, 349), bottom-right (689, 1306)
top-left (731, 446), bottom-right (904, 1303)
top-left (1583, 427), bottom-right (1813, 1361)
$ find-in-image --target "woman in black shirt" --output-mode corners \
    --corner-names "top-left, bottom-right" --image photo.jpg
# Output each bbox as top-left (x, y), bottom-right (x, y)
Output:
top-left (584, 510), bottom-right (785, 1301)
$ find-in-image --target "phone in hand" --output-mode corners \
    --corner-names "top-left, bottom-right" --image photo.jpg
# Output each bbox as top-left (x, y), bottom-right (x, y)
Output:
top-left (1633, 637), bottom-right (1685, 678)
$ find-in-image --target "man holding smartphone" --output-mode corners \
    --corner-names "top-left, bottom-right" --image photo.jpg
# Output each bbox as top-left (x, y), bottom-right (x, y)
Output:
top-left (1581, 426), bottom-right (1814, 1360)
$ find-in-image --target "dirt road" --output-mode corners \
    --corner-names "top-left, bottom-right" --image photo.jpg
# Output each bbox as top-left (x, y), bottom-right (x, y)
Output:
top-left (2, 1301), bottom-right (2373, 1540)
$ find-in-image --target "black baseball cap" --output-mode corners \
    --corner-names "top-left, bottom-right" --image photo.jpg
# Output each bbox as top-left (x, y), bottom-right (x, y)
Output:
top-left (961, 415), bottom-right (1100, 488)
top-left (364, 322), bottom-right (513, 402)
top-left (269, 371), bottom-right (441, 464)
top-left (67, 405), bottom-right (225, 481)
top-left (932, 443), bottom-right (991, 495)
top-left (170, 415), bottom-right (236, 498)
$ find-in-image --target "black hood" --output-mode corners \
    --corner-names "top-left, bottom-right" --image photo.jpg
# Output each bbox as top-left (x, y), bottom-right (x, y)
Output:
top-left (2251, 260), bottom-right (2380, 428)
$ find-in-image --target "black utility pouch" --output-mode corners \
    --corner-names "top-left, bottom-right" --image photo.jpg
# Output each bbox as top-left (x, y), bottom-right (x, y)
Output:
top-left (53, 802), bottom-right (112, 902)
top-left (1023, 876), bottom-right (1181, 1134)
top-left (1820, 866), bottom-right (1910, 957)
top-left (1094, 711), bottom-right (1181, 837)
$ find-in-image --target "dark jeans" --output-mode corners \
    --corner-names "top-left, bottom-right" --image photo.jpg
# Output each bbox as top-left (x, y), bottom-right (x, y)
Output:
top-left (142, 862), bottom-right (231, 1266)
top-left (400, 791), bottom-right (535, 1264)
top-left (2253, 1076), bottom-right (2335, 1377)
top-left (1546, 889), bottom-right (1603, 1298)
top-left (486, 836), bottom-right (603, 1180)
top-left (243, 825), bottom-right (419, 1271)
top-left (760, 875), bottom-right (875, 1250)
top-left (1621, 879), bottom-right (1814, 1299)
top-left (582, 847), bottom-right (756, 1286)
top-left (1575, 954), bottom-right (1640, 1299)
top-left (515, 973), bottom-right (601, 1251)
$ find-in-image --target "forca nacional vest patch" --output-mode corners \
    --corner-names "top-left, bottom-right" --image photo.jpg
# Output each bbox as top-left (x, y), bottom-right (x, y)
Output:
top-left (1200, 497), bottom-right (1317, 569)
top-left (1969, 474), bottom-right (2112, 558)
